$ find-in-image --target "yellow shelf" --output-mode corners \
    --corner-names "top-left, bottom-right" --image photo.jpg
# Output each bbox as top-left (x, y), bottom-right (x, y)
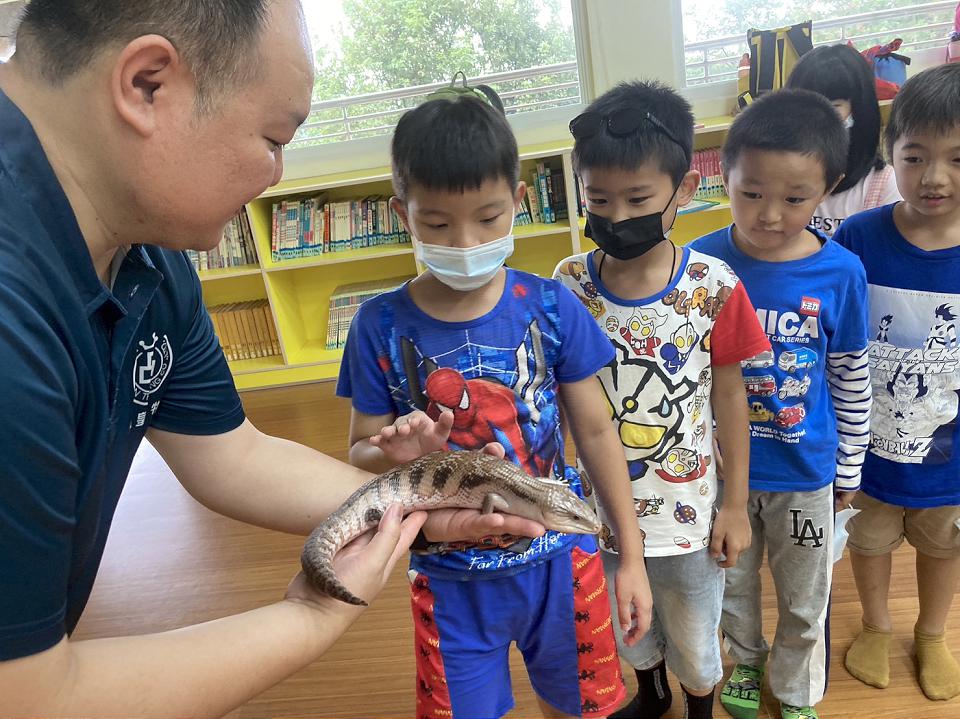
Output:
top-left (264, 243), bottom-right (414, 272)
top-left (515, 221), bottom-right (571, 239)
top-left (218, 122), bottom-right (752, 390)
top-left (228, 355), bottom-right (286, 375)
top-left (197, 266), bottom-right (262, 282)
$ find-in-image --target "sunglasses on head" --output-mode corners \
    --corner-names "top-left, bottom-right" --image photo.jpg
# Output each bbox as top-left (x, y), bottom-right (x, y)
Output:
top-left (568, 108), bottom-right (686, 151)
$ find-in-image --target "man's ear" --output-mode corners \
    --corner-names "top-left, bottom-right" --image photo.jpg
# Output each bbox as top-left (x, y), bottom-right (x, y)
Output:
top-left (389, 196), bottom-right (412, 236)
top-left (111, 34), bottom-right (186, 137)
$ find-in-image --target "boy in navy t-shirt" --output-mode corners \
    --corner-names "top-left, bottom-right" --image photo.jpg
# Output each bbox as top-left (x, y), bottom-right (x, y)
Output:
top-left (692, 90), bottom-right (871, 719)
top-left (835, 63), bottom-right (960, 702)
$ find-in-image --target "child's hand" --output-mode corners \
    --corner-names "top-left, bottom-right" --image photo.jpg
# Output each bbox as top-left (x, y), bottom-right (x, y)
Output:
top-left (368, 410), bottom-right (454, 464)
top-left (835, 489), bottom-right (858, 512)
top-left (615, 557), bottom-right (653, 646)
top-left (710, 506), bottom-right (751, 568)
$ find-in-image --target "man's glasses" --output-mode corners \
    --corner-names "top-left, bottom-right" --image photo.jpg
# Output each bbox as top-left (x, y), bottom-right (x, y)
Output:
top-left (569, 109), bottom-right (686, 152)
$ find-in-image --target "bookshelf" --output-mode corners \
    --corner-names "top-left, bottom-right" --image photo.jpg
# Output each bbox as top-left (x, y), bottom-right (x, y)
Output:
top-left (210, 103), bottom-right (896, 390)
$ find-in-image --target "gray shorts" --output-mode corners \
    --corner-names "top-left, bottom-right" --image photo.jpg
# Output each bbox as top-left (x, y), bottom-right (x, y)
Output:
top-left (602, 548), bottom-right (724, 692)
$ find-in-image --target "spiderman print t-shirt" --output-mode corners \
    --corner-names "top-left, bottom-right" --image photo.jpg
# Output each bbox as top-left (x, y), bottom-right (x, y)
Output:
top-left (337, 269), bottom-right (615, 579)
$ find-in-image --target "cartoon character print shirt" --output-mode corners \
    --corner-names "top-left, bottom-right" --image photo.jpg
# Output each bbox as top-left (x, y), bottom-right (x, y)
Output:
top-left (337, 269), bottom-right (615, 578)
top-left (835, 205), bottom-right (960, 508)
top-left (693, 226), bottom-right (871, 493)
top-left (553, 247), bottom-right (769, 557)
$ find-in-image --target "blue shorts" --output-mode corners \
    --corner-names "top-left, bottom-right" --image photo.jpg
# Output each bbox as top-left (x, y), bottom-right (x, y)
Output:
top-left (409, 536), bottom-right (625, 718)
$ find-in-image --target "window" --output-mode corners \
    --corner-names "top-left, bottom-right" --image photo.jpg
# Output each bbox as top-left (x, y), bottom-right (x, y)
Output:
top-left (0, 0), bottom-right (24, 62)
top-left (682, 0), bottom-right (957, 87)
top-left (294, 0), bottom-right (581, 148)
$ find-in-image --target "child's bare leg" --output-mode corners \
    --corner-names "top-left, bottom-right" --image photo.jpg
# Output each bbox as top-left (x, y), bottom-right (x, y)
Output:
top-left (536, 696), bottom-right (579, 719)
top-left (845, 549), bottom-right (894, 687)
top-left (851, 550), bottom-right (893, 629)
top-left (914, 551), bottom-right (960, 700)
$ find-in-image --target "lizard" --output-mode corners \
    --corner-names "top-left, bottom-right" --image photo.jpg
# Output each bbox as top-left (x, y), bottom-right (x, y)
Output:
top-left (301, 449), bottom-right (601, 605)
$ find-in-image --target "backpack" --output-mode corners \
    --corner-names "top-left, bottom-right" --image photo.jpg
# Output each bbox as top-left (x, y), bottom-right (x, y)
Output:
top-left (737, 21), bottom-right (814, 109)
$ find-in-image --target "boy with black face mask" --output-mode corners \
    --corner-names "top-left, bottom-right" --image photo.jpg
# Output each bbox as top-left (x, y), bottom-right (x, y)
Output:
top-left (553, 81), bottom-right (769, 719)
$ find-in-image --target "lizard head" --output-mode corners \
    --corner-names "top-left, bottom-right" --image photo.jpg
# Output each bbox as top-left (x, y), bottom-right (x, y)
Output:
top-left (540, 487), bottom-right (602, 535)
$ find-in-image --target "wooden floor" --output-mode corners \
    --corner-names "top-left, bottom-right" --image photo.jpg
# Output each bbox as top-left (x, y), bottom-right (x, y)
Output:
top-left (73, 381), bottom-right (960, 718)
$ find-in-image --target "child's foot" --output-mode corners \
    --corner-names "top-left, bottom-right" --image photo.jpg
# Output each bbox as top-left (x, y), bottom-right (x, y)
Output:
top-left (780, 703), bottom-right (819, 719)
top-left (609, 661), bottom-right (672, 719)
top-left (719, 663), bottom-right (763, 719)
top-left (915, 627), bottom-right (960, 700)
top-left (845, 621), bottom-right (892, 688)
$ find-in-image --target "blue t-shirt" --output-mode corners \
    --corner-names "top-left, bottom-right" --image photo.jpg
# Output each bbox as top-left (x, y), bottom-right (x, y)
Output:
top-left (336, 269), bottom-right (615, 579)
top-left (692, 226), bottom-right (869, 492)
top-left (0, 89), bottom-right (245, 660)
top-left (835, 204), bottom-right (960, 507)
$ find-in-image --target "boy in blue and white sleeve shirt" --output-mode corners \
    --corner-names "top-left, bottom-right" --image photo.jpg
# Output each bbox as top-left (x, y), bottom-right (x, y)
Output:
top-left (691, 89), bottom-right (872, 719)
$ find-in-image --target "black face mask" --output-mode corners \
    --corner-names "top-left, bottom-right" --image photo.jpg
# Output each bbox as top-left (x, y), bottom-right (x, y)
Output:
top-left (584, 185), bottom-right (680, 261)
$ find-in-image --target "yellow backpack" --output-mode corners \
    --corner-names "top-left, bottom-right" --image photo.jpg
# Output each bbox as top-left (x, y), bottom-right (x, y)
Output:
top-left (737, 21), bottom-right (814, 108)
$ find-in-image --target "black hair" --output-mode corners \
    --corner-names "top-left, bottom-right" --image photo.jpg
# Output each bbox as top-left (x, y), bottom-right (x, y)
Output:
top-left (787, 44), bottom-right (884, 194)
top-left (391, 95), bottom-right (519, 201)
top-left (15, 0), bottom-right (271, 111)
top-left (722, 89), bottom-right (848, 191)
top-left (885, 63), bottom-right (960, 156)
top-left (572, 80), bottom-right (694, 186)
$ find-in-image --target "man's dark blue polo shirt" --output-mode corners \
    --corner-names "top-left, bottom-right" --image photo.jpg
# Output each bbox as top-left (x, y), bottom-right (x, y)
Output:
top-left (0, 88), bottom-right (246, 660)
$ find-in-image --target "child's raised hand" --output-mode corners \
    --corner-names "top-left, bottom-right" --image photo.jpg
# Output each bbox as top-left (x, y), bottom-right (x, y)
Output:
top-left (710, 506), bottom-right (752, 568)
top-left (369, 410), bottom-right (454, 464)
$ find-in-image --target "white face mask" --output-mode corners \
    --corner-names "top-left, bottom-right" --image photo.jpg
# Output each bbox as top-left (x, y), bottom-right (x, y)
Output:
top-left (414, 217), bottom-right (515, 292)
top-left (843, 113), bottom-right (855, 130)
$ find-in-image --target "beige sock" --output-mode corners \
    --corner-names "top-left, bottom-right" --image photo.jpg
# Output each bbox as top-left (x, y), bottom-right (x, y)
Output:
top-left (915, 627), bottom-right (960, 700)
top-left (845, 621), bottom-right (892, 689)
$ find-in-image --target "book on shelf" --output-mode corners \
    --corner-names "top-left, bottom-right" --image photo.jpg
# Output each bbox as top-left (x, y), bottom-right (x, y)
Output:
top-left (692, 147), bottom-right (725, 200)
top-left (270, 195), bottom-right (411, 263)
top-left (209, 299), bottom-right (281, 362)
top-left (187, 209), bottom-right (258, 272)
top-left (526, 160), bottom-right (568, 225)
top-left (325, 275), bottom-right (415, 350)
top-left (573, 148), bottom-right (727, 222)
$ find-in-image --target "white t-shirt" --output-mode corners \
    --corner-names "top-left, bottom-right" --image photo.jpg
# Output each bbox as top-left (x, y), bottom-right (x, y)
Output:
top-left (810, 165), bottom-right (901, 237)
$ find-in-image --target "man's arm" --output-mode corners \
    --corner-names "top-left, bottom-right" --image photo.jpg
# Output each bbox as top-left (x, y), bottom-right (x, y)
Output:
top-left (0, 506), bottom-right (425, 719)
top-left (149, 420), bottom-right (373, 535)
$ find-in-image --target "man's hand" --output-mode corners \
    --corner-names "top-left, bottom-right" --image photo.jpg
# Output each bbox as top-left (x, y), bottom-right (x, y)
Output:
top-left (285, 505), bottom-right (427, 607)
top-left (419, 506), bottom-right (546, 545)
top-left (835, 489), bottom-right (858, 512)
top-left (615, 557), bottom-right (653, 646)
top-left (710, 506), bottom-right (751, 568)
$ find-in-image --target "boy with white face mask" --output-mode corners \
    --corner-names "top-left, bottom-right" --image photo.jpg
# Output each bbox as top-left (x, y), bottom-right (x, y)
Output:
top-left (337, 93), bottom-right (652, 719)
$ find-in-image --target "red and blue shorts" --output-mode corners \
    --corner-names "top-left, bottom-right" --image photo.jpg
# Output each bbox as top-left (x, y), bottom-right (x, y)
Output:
top-left (410, 536), bottom-right (625, 718)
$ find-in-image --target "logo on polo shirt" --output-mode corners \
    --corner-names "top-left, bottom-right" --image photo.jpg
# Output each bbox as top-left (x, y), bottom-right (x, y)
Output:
top-left (133, 332), bottom-right (173, 408)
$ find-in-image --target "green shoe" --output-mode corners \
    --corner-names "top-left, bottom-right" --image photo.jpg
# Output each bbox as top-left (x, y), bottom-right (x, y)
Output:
top-left (780, 703), bottom-right (819, 719)
top-left (720, 663), bottom-right (764, 719)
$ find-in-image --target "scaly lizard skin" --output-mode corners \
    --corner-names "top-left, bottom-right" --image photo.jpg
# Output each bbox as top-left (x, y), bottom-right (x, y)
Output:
top-left (301, 450), bottom-right (601, 605)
